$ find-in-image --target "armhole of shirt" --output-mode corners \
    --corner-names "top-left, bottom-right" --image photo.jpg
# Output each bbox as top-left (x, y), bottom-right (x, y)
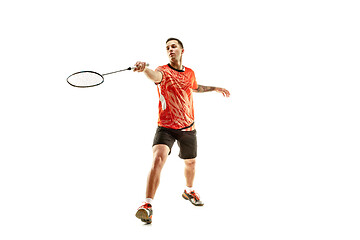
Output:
top-left (192, 71), bottom-right (198, 90)
top-left (154, 70), bottom-right (163, 85)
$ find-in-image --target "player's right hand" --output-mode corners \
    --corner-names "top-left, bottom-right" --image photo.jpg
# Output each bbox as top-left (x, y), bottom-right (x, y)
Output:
top-left (133, 61), bottom-right (147, 72)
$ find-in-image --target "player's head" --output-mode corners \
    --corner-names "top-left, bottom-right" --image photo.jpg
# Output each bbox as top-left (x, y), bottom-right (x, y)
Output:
top-left (166, 38), bottom-right (183, 49)
top-left (166, 38), bottom-right (184, 62)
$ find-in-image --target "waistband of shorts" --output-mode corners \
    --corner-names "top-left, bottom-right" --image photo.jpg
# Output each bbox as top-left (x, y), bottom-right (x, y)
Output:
top-left (158, 122), bottom-right (195, 131)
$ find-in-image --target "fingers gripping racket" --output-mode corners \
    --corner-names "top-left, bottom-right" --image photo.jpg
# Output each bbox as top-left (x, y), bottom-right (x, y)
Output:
top-left (67, 63), bottom-right (149, 88)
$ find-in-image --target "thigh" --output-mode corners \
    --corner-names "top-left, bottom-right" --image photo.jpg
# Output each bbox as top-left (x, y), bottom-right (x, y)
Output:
top-left (150, 144), bottom-right (170, 171)
top-left (177, 130), bottom-right (197, 159)
top-left (152, 144), bottom-right (171, 159)
top-left (152, 127), bottom-right (176, 155)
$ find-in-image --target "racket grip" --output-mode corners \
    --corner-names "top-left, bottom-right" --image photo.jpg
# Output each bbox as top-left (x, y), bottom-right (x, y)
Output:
top-left (131, 63), bottom-right (149, 70)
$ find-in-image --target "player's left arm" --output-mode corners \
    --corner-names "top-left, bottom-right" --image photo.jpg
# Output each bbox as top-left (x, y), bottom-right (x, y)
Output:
top-left (193, 85), bottom-right (230, 97)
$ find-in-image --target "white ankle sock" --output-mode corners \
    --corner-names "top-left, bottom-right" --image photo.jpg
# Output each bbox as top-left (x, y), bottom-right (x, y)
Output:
top-left (145, 198), bottom-right (153, 204)
top-left (185, 186), bottom-right (193, 193)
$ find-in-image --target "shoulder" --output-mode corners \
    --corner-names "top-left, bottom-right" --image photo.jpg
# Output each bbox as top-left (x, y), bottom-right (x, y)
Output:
top-left (156, 64), bottom-right (170, 72)
top-left (184, 66), bottom-right (194, 72)
top-left (154, 65), bottom-right (169, 85)
top-left (184, 66), bottom-right (195, 75)
top-left (184, 66), bottom-right (196, 80)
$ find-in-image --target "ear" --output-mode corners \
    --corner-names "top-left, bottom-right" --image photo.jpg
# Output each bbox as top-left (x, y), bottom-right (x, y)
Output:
top-left (181, 49), bottom-right (185, 54)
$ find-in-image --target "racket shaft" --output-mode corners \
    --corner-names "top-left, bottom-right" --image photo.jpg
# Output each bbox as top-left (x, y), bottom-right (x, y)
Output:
top-left (102, 63), bottom-right (149, 76)
top-left (102, 68), bottom-right (131, 76)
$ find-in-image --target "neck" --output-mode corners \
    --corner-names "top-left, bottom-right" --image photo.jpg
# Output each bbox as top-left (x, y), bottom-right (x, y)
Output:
top-left (169, 59), bottom-right (183, 71)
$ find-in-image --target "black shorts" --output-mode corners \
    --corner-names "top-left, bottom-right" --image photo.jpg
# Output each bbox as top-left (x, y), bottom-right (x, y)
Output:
top-left (152, 126), bottom-right (197, 159)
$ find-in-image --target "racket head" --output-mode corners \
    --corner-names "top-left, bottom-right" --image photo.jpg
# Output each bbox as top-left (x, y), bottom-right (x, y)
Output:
top-left (67, 71), bottom-right (104, 88)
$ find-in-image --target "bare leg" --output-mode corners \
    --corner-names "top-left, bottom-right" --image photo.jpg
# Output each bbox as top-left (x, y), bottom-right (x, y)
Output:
top-left (184, 158), bottom-right (196, 188)
top-left (182, 158), bottom-right (204, 206)
top-left (146, 144), bottom-right (170, 199)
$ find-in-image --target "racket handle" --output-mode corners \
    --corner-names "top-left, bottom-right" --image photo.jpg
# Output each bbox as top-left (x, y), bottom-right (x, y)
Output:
top-left (131, 63), bottom-right (149, 70)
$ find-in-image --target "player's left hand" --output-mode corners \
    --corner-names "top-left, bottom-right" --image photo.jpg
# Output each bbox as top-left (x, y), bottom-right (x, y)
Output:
top-left (215, 87), bottom-right (230, 97)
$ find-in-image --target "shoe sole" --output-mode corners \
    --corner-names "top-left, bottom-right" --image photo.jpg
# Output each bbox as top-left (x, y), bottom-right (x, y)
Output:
top-left (182, 193), bottom-right (204, 206)
top-left (135, 209), bottom-right (152, 224)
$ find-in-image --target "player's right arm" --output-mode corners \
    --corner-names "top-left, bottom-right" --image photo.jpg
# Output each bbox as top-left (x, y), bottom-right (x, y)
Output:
top-left (133, 61), bottom-right (162, 84)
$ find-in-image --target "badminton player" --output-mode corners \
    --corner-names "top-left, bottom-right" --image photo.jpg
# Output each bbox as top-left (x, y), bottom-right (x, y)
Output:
top-left (134, 38), bottom-right (230, 224)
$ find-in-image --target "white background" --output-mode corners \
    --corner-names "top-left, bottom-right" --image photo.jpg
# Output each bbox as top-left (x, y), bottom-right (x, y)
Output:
top-left (1, 0), bottom-right (359, 239)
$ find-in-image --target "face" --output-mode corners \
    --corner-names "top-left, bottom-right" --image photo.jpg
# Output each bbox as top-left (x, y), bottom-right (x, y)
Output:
top-left (166, 40), bottom-right (184, 61)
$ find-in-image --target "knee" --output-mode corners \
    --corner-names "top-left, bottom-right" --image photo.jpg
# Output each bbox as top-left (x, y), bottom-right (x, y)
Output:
top-left (152, 155), bottom-right (166, 171)
top-left (185, 159), bottom-right (196, 169)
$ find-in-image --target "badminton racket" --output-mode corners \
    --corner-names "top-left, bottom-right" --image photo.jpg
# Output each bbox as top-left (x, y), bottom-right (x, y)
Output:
top-left (67, 63), bottom-right (149, 88)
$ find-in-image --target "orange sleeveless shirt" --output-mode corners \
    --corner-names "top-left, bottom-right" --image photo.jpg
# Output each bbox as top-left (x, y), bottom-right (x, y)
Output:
top-left (155, 64), bottom-right (198, 131)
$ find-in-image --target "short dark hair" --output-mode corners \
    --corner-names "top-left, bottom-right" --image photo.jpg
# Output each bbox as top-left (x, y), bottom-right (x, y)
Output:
top-left (166, 38), bottom-right (184, 49)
